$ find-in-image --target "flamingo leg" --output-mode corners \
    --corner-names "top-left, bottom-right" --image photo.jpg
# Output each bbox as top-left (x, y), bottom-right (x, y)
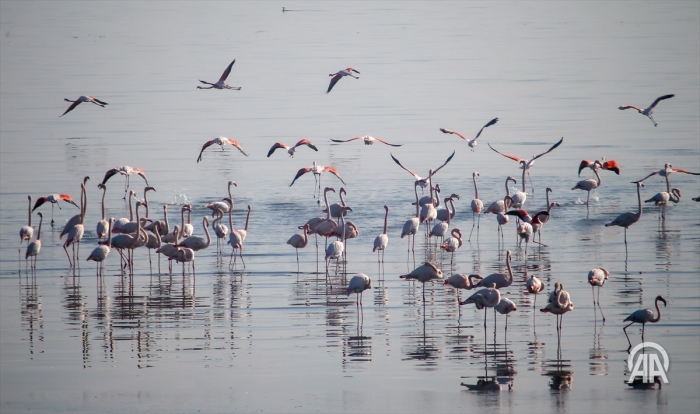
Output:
top-left (597, 286), bottom-right (605, 322)
top-left (623, 322), bottom-right (634, 350)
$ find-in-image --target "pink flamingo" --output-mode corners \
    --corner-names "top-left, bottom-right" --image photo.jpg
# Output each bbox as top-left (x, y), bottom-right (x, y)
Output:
top-left (444, 274), bottom-right (481, 301)
top-left (634, 163), bottom-right (700, 184)
top-left (197, 59), bottom-right (241, 90)
top-left (460, 284), bottom-right (501, 327)
top-left (347, 274), bottom-right (372, 308)
top-left (60, 95), bottom-right (107, 117)
top-left (25, 213), bottom-right (43, 270)
top-left (474, 250), bottom-right (514, 289)
top-left (646, 188), bottom-right (681, 220)
top-left (541, 282), bottom-right (574, 334)
top-left (588, 268), bottom-right (610, 322)
top-left (331, 135), bottom-right (402, 147)
top-left (618, 94), bottom-right (674, 126)
top-left (32, 193), bottom-right (79, 226)
top-left (197, 137), bottom-right (249, 163)
top-left (87, 218), bottom-right (115, 276)
top-left (290, 162), bottom-right (347, 200)
top-left (390, 150), bottom-right (455, 188)
top-left (623, 295), bottom-right (667, 350)
top-left (19, 196), bottom-right (34, 258)
top-left (469, 172), bottom-right (483, 241)
top-left (489, 137), bottom-right (564, 194)
top-left (288, 223), bottom-right (311, 271)
top-left (400, 262), bottom-right (444, 303)
top-left (605, 182), bottom-right (644, 257)
top-left (439, 117), bottom-right (499, 151)
top-left (572, 160), bottom-right (602, 218)
top-left (327, 67), bottom-right (360, 93)
top-left (101, 166), bottom-right (149, 199)
top-left (579, 157), bottom-right (620, 175)
top-left (267, 139), bottom-right (318, 157)
top-left (526, 275), bottom-right (545, 309)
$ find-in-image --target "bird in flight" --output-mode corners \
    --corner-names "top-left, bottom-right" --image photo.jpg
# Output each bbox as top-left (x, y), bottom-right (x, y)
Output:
top-left (578, 157), bottom-right (620, 176)
top-left (267, 139), bottom-right (318, 157)
top-left (439, 117), bottom-right (499, 151)
top-left (489, 137), bottom-right (563, 193)
top-left (197, 59), bottom-right (241, 90)
top-left (331, 136), bottom-right (402, 147)
top-left (390, 150), bottom-right (455, 188)
top-left (197, 137), bottom-right (249, 163)
top-left (60, 96), bottom-right (108, 117)
top-left (618, 94), bottom-right (674, 126)
top-left (327, 67), bottom-right (360, 93)
top-left (290, 162), bottom-right (346, 188)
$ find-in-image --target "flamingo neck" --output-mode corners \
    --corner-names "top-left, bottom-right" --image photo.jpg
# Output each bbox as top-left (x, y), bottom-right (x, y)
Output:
top-left (128, 193), bottom-right (134, 221)
top-left (506, 254), bottom-right (513, 284)
top-left (505, 178), bottom-right (512, 197)
top-left (101, 187), bottom-right (106, 220)
top-left (323, 190), bottom-right (332, 220)
top-left (107, 219), bottom-right (114, 249)
top-left (202, 217), bottom-right (211, 247)
top-left (651, 299), bottom-right (663, 323)
top-left (473, 175), bottom-right (479, 200)
top-left (594, 168), bottom-right (602, 188)
top-left (414, 184), bottom-right (420, 217)
top-left (383, 208), bottom-right (388, 235)
top-left (36, 215), bottom-right (43, 240)
top-left (244, 207), bottom-right (251, 231)
top-left (28, 197), bottom-right (32, 226)
top-left (636, 184), bottom-right (643, 218)
top-left (521, 168), bottom-right (526, 192)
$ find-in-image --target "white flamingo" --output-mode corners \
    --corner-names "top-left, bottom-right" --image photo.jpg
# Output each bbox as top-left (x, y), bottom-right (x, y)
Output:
top-left (605, 182), bottom-right (644, 257)
top-left (460, 284), bottom-right (501, 327)
top-left (495, 298), bottom-right (517, 332)
top-left (588, 268), bottom-right (610, 322)
top-left (526, 275), bottom-right (546, 309)
top-left (197, 59), bottom-right (241, 90)
top-left (347, 274), bottom-right (372, 308)
top-left (101, 166), bottom-right (149, 199)
top-left (618, 94), bottom-right (674, 126)
top-left (572, 160), bottom-right (602, 218)
top-left (401, 181), bottom-right (421, 254)
top-left (87, 218), bottom-right (116, 276)
top-left (25, 212), bottom-right (43, 269)
top-left (267, 139), bottom-right (318, 157)
top-left (400, 262), bottom-right (444, 303)
top-left (19, 195), bottom-right (34, 259)
top-left (327, 67), bottom-right (360, 93)
top-left (390, 150), bottom-right (455, 188)
top-left (331, 135), bottom-right (402, 147)
top-left (489, 137), bottom-right (564, 194)
top-left (373, 205), bottom-right (389, 267)
top-left (60, 95), bottom-right (108, 117)
top-left (469, 172), bottom-right (483, 241)
top-left (474, 250), bottom-right (514, 289)
top-left (439, 117), bottom-right (499, 151)
top-left (197, 137), bottom-right (249, 163)
top-left (443, 274), bottom-right (481, 302)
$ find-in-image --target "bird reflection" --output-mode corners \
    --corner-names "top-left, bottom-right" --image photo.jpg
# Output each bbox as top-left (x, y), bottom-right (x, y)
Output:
top-left (589, 319), bottom-right (609, 376)
top-left (19, 272), bottom-right (44, 358)
top-left (342, 316), bottom-right (372, 369)
top-left (543, 341), bottom-right (574, 391)
top-left (461, 324), bottom-right (514, 391)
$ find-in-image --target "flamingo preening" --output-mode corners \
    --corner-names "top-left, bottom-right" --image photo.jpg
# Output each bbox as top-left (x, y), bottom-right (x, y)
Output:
top-left (623, 295), bottom-right (667, 351)
top-left (526, 275), bottom-right (546, 309)
top-left (60, 95), bottom-right (108, 117)
top-left (327, 67), bottom-right (360, 93)
top-left (540, 282), bottom-right (574, 336)
top-left (618, 94), bottom-right (674, 126)
top-left (439, 117), bottom-right (499, 151)
top-left (197, 59), bottom-right (241, 90)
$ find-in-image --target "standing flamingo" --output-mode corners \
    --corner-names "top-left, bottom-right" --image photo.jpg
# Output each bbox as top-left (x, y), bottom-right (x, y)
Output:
top-left (400, 262), bottom-right (444, 303)
top-left (331, 135), bottom-right (403, 147)
top-left (443, 274), bottom-right (481, 302)
top-left (197, 59), bottom-right (241, 90)
top-left (540, 282), bottom-right (574, 335)
top-left (605, 182), bottom-right (644, 257)
top-left (440, 228), bottom-right (463, 268)
top-left (327, 67), bottom-right (360, 93)
top-left (526, 275), bottom-right (546, 309)
top-left (439, 117), bottom-right (499, 151)
top-left (87, 218), bottom-right (116, 276)
top-left (573, 160), bottom-right (602, 218)
top-left (60, 95), bottom-right (108, 117)
top-left (469, 172), bottom-right (483, 241)
top-left (373, 205), bottom-right (389, 267)
top-left (474, 250), bottom-right (514, 289)
top-left (646, 188), bottom-right (681, 220)
top-left (588, 268), bottom-right (610, 322)
top-left (19, 196), bottom-right (34, 259)
top-left (144, 221), bottom-right (163, 273)
top-left (288, 223), bottom-right (311, 271)
top-left (60, 176), bottom-right (90, 240)
top-left (325, 240), bottom-right (344, 277)
top-left (430, 197), bottom-right (452, 245)
top-left (323, 187), bottom-right (349, 220)
top-left (401, 181), bottom-right (421, 255)
top-left (25, 213), bottom-right (43, 269)
top-left (495, 298), bottom-right (517, 332)
top-left (484, 176), bottom-right (517, 215)
top-left (63, 181), bottom-right (88, 268)
top-left (488, 137), bottom-right (564, 194)
top-left (96, 184), bottom-right (109, 240)
top-left (178, 216), bottom-right (211, 251)
top-left (618, 94), bottom-right (674, 126)
top-left (197, 137), bottom-right (249, 163)
top-left (460, 284), bottom-right (501, 328)
top-left (267, 139), bottom-right (318, 157)
top-left (623, 295), bottom-right (667, 350)
top-left (32, 193), bottom-right (79, 226)
top-left (347, 274), bottom-right (372, 308)
top-left (101, 166), bottom-right (149, 199)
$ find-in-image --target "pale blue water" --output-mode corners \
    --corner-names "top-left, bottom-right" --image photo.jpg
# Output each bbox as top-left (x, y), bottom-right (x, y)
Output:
top-left (1, 1), bottom-right (699, 413)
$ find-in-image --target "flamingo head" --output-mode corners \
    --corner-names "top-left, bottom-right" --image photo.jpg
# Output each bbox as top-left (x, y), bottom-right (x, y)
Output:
top-left (656, 296), bottom-right (667, 307)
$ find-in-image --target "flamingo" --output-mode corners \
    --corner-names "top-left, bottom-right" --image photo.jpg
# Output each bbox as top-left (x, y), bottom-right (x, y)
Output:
top-left (325, 240), bottom-right (344, 276)
top-left (331, 135), bottom-right (402, 147)
top-left (60, 95), bottom-right (108, 117)
top-left (313, 188), bottom-right (340, 247)
top-left (156, 226), bottom-right (180, 272)
top-left (25, 213), bottom-right (43, 269)
top-left (96, 184), bottom-right (109, 240)
top-left (618, 94), bottom-right (674, 126)
top-left (181, 205), bottom-right (194, 238)
top-left (197, 137), bottom-right (249, 163)
top-left (436, 193), bottom-right (458, 222)
top-left (144, 202), bottom-right (170, 237)
top-left (333, 215), bottom-right (359, 263)
top-left (175, 247), bottom-right (196, 280)
top-left (573, 160), bottom-right (602, 218)
top-left (347, 274), bottom-right (372, 307)
top-left (390, 150), bottom-right (455, 188)
top-left (526, 275), bottom-right (546, 309)
top-left (495, 298), bottom-right (517, 332)
top-left (141, 186), bottom-right (156, 219)
top-left (488, 137), bottom-right (564, 194)
top-left (440, 228), bottom-right (463, 268)
top-left (32, 193), bottom-right (79, 226)
top-left (634, 163), bottom-right (700, 184)
top-left (323, 187), bottom-right (349, 219)
top-left (87, 218), bottom-right (116, 276)
top-left (439, 117), bottom-right (499, 151)
top-left (419, 170), bottom-right (438, 235)
top-left (288, 223), bottom-right (311, 270)
top-left (496, 211), bottom-right (510, 245)
top-left (401, 181), bottom-right (421, 254)
top-left (540, 282), bottom-right (574, 334)
top-left (579, 157), bottom-right (620, 175)
top-left (474, 250), bottom-right (514, 289)
top-left (507, 210), bottom-right (549, 249)
top-left (646, 188), bottom-right (681, 220)
top-left (19, 196), bottom-right (34, 258)
top-left (144, 221), bottom-right (163, 273)
top-left (588, 268), bottom-right (610, 322)
top-left (101, 166), bottom-right (149, 199)
top-left (211, 211), bottom-right (229, 254)
top-left (373, 205), bottom-right (389, 267)
top-left (225, 196), bottom-right (245, 269)
top-left (236, 205), bottom-right (252, 243)
top-left (60, 176), bottom-right (90, 240)
top-left (290, 162), bottom-right (347, 200)
top-left (62, 181), bottom-right (88, 268)
top-left (112, 190), bottom-right (136, 234)
top-left (605, 182), bottom-right (644, 257)
top-left (469, 172), bottom-right (483, 241)
top-left (400, 262), bottom-right (444, 302)
top-left (430, 197), bottom-right (452, 244)
top-left (104, 201), bottom-right (147, 271)
top-left (197, 59), bottom-right (241, 90)
top-left (623, 295), bottom-right (667, 350)
top-left (327, 67), bottom-right (360, 93)
top-left (267, 139), bottom-right (318, 157)
top-left (484, 176), bottom-right (517, 215)
top-left (443, 274), bottom-right (481, 301)
top-left (460, 284), bottom-right (501, 327)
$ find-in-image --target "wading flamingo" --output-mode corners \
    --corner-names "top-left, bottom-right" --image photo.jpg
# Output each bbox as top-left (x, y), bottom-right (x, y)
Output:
top-left (495, 298), bottom-right (517, 332)
top-left (62, 181), bottom-right (88, 268)
top-left (401, 181), bottom-right (421, 254)
top-left (25, 213), bottom-right (43, 269)
top-left (634, 163), bottom-right (700, 185)
top-left (618, 94), bottom-right (674, 126)
top-left (347, 274), bottom-right (372, 308)
top-left (541, 282), bottom-right (574, 335)
top-left (87, 218), bottom-right (115, 276)
top-left (288, 223), bottom-right (311, 271)
top-left (373, 205), bottom-right (389, 267)
top-left (573, 160), bottom-right (602, 218)
top-left (473, 250), bottom-right (513, 289)
top-left (469, 172), bottom-right (483, 241)
top-left (646, 188), bottom-right (681, 220)
top-left (96, 184), bottom-right (109, 240)
top-left (400, 262), bottom-right (444, 303)
top-left (588, 268), bottom-right (610, 322)
top-left (267, 139), bottom-right (318, 157)
top-left (460, 284), bottom-right (501, 328)
top-left (197, 137), bottom-right (249, 163)
top-left (19, 196), bottom-right (34, 258)
top-left (443, 274), bottom-right (481, 302)
top-left (60, 95), bottom-right (108, 117)
top-left (605, 182), bottom-right (644, 257)
top-left (439, 117), bottom-right (499, 151)
top-left (327, 67), bottom-right (360, 93)
top-left (440, 228), bottom-right (463, 268)
top-left (526, 275), bottom-right (545, 309)
top-left (197, 59), bottom-right (241, 90)
top-left (623, 295), bottom-right (667, 350)
top-left (331, 135), bottom-right (402, 147)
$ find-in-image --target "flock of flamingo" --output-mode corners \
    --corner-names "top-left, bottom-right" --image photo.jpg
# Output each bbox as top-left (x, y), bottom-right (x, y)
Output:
top-left (15, 58), bottom-right (700, 359)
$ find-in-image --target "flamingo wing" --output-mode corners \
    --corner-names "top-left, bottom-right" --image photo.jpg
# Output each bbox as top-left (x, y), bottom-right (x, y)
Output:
top-left (578, 160), bottom-right (593, 176)
top-left (331, 137), bottom-right (362, 143)
top-left (473, 117), bottom-right (499, 140)
top-left (440, 128), bottom-right (467, 140)
top-left (290, 167), bottom-right (312, 187)
top-left (671, 168), bottom-right (700, 175)
top-left (602, 160), bottom-right (620, 175)
top-left (326, 167), bottom-right (347, 185)
top-left (135, 171), bottom-right (149, 185)
top-left (60, 100), bottom-right (82, 117)
top-left (32, 196), bottom-right (48, 212)
top-left (390, 154), bottom-right (421, 179)
top-left (92, 98), bottom-right (108, 106)
top-left (101, 168), bottom-right (121, 184)
top-left (631, 171), bottom-right (659, 183)
top-left (648, 94), bottom-right (674, 109)
top-left (374, 137), bottom-right (403, 147)
top-left (267, 142), bottom-right (288, 157)
top-left (327, 73), bottom-right (343, 94)
top-left (531, 137), bottom-right (564, 161)
top-left (432, 150), bottom-right (456, 175)
top-left (488, 144), bottom-right (523, 162)
top-left (219, 59), bottom-right (235, 82)
top-left (225, 138), bottom-right (249, 157)
top-left (197, 140), bottom-right (216, 163)
top-left (295, 139), bottom-right (318, 151)
top-left (618, 104), bottom-right (644, 112)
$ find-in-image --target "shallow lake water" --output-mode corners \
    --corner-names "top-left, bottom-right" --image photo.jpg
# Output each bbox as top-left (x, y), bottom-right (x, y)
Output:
top-left (1, 1), bottom-right (699, 413)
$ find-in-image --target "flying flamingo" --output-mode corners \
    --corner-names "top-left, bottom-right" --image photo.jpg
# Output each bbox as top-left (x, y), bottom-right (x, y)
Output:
top-left (197, 137), bottom-right (249, 163)
top-left (488, 137), bottom-right (564, 194)
top-left (460, 284), bottom-right (501, 328)
top-left (646, 188), bottom-right (681, 221)
top-left (101, 166), bottom-right (149, 199)
top-left (87, 218), bottom-right (116, 276)
top-left (526, 275), bottom-right (546, 309)
top-left (443, 274), bottom-right (481, 302)
top-left (288, 223), bottom-right (311, 271)
top-left (540, 282), bottom-right (574, 335)
top-left (331, 135), bottom-right (402, 147)
top-left (634, 163), bottom-right (700, 186)
top-left (327, 67), bottom-right (360, 93)
top-left (400, 262), bottom-right (444, 303)
top-left (32, 193), bottom-right (79, 226)
top-left (347, 274), bottom-right (372, 308)
top-left (439, 117), bottom-right (499, 151)
top-left (25, 213), bottom-right (43, 270)
top-left (469, 172), bottom-right (483, 242)
top-left (588, 268), bottom-right (610, 322)
top-left (618, 94), bottom-right (674, 126)
top-left (623, 295), bottom-right (667, 350)
top-left (473, 250), bottom-right (514, 289)
top-left (19, 196), bottom-right (34, 259)
top-left (373, 205), bottom-right (389, 267)
top-left (572, 160), bottom-right (602, 218)
top-left (60, 95), bottom-right (108, 117)
top-left (605, 182), bottom-right (644, 257)
top-left (267, 139), bottom-right (318, 157)
top-left (578, 157), bottom-right (620, 176)
top-left (290, 162), bottom-right (347, 201)
top-left (197, 59), bottom-right (241, 90)
top-left (390, 150), bottom-right (455, 188)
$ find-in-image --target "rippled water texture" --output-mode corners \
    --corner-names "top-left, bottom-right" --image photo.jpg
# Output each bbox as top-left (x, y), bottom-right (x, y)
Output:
top-left (1, 1), bottom-right (699, 413)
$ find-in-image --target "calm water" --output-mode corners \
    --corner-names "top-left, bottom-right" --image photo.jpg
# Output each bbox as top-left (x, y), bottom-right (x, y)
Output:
top-left (1, 1), bottom-right (699, 413)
